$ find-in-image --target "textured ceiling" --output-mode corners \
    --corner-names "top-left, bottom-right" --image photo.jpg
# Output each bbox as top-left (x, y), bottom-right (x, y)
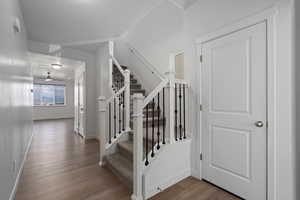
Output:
top-left (20, 0), bottom-right (163, 44)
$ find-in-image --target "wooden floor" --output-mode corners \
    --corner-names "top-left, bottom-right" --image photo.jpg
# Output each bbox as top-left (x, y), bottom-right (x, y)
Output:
top-left (16, 119), bottom-right (241, 200)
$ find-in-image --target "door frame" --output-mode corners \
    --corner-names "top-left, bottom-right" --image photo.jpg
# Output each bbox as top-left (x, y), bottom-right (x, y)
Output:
top-left (169, 50), bottom-right (185, 80)
top-left (196, 7), bottom-right (278, 200)
top-left (74, 63), bottom-right (87, 138)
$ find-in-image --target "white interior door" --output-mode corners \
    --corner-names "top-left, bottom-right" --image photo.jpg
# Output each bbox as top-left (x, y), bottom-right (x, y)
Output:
top-left (74, 79), bottom-right (79, 132)
top-left (78, 72), bottom-right (85, 137)
top-left (201, 22), bottom-right (267, 200)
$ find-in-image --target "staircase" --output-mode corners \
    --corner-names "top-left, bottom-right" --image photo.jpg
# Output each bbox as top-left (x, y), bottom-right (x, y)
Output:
top-left (104, 65), bottom-right (164, 189)
top-left (98, 41), bottom-right (190, 199)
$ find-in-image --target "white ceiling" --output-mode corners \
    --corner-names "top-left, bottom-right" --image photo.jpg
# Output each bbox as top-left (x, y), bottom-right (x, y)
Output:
top-left (20, 0), bottom-right (163, 44)
top-left (168, 0), bottom-right (198, 9)
top-left (30, 53), bottom-right (84, 81)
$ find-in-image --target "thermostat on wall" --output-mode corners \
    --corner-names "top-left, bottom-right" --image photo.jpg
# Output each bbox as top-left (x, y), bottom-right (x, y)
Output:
top-left (13, 17), bottom-right (21, 33)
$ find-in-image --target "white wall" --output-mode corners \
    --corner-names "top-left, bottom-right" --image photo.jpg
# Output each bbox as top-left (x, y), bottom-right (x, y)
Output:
top-left (184, 0), bottom-right (295, 199)
top-left (28, 40), bottom-right (98, 138)
top-left (33, 79), bottom-right (74, 120)
top-left (115, 1), bottom-right (184, 92)
top-left (96, 43), bottom-right (110, 98)
top-left (0, 0), bottom-right (33, 199)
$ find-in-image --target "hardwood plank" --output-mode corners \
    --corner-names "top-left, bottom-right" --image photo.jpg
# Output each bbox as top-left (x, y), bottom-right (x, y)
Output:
top-left (16, 119), bottom-right (242, 200)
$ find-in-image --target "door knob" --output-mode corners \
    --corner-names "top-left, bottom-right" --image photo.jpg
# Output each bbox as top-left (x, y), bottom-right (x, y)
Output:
top-left (255, 121), bottom-right (264, 127)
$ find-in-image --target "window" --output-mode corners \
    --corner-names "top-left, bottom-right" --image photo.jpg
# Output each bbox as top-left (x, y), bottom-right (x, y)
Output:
top-left (34, 84), bottom-right (66, 106)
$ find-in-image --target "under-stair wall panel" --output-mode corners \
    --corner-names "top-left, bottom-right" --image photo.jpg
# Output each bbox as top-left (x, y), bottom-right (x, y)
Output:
top-left (143, 139), bottom-right (192, 199)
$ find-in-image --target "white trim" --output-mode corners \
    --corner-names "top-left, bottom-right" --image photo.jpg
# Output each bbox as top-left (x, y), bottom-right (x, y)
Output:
top-left (61, 36), bottom-right (121, 47)
top-left (104, 130), bottom-right (129, 149)
top-left (33, 104), bottom-right (67, 107)
top-left (9, 129), bottom-right (34, 200)
top-left (74, 65), bottom-right (87, 138)
top-left (195, 7), bottom-right (277, 44)
top-left (143, 79), bottom-right (168, 108)
top-left (144, 169), bottom-right (191, 199)
top-left (83, 135), bottom-right (99, 140)
top-left (130, 194), bottom-right (143, 200)
top-left (173, 50), bottom-right (184, 56)
top-left (196, 6), bottom-right (279, 200)
top-left (167, 0), bottom-right (185, 10)
top-left (125, 43), bottom-right (166, 81)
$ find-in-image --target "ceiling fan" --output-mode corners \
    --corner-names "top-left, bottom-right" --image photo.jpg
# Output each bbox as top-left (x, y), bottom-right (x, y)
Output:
top-left (45, 72), bottom-right (53, 82)
top-left (44, 71), bottom-right (64, 82)
top-left (34, 71), bottom-right (69, 82)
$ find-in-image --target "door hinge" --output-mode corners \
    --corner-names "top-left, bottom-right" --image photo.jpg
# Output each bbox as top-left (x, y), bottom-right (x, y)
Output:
top-left (199, 104), bottom-right (203, 111)
top-left (200, 153), bottom-right (203, 161)
top-left (200, 55), bottom-right (203, 63)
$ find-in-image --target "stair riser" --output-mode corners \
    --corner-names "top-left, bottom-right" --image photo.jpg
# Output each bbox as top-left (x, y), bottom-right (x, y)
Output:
top-left (118, 145), bottom-right (133, 161)
top-left (104, 156), bottom-right (133, 189)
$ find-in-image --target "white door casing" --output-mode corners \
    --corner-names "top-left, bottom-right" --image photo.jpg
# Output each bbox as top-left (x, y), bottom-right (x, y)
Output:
top-left (78, 72), bottom-right (86, 137)
top-left (201, 22), bottom-right (267, 200)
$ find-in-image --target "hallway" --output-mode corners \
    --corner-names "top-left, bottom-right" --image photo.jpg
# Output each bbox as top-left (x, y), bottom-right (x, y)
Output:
top-left (15, 119), bottom-right (241, 200)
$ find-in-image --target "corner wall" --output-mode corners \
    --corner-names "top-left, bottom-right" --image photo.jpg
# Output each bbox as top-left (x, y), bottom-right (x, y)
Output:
top-left (0, 0), bottom-right (33, 199)
top-left (115, 1), bottom-right (184, 91)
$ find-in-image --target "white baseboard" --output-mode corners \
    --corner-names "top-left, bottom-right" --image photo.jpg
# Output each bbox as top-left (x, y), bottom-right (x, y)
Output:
top-left (191, 167), bottom-right (201, 180)
top-left (33, 117), bottom-right (74, 121)
top-left (131, 194), bottom-right (143, 200)
top-left (145, 169), bottom-right (191, 199)
top-left (9, 130), bottom-right (34, 200)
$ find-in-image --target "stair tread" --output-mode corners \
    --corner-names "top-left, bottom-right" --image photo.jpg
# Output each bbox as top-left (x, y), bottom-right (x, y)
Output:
top-left (130, 88), bottom-right (145, 92)
top-left (118, 139), bottom-right (159, 160)
top-left (118, 141), bottom-right (133, 155)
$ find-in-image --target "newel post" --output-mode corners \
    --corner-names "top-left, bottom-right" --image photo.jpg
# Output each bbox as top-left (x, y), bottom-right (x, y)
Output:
top-left (98, 96), bottom-right (106, 166)
top-left (131, 93), bottom-right (144, 200)
top-left (166, 54), bottom-right (176, 144)
top-left (124, 69), bottom-right (131, 132)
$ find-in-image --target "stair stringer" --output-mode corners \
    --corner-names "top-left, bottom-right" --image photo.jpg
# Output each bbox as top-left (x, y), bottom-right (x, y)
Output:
top-left (142, 139), bottom-right (192, 199)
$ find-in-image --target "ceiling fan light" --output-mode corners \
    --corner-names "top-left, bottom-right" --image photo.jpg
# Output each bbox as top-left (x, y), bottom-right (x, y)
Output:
top-left (52, 63), bottom-right (63, 70)
top-left (45, 78), bottom-right (53, 82)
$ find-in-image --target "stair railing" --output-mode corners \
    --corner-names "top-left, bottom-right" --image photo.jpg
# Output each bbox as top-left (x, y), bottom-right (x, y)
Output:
top-left (131, 54), bottom-right (189, 199)
top-left (98, 41), bottom-right (131, 166)
top-left (126, 43), bottom-right (165, 81)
